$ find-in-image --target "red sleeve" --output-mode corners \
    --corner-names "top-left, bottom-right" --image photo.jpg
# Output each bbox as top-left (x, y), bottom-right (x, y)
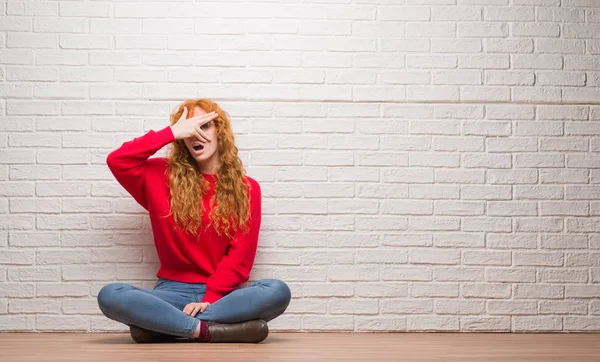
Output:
top-left (106, 126), bottom-right (175, 210)
top-left (201, 179), bottom-right (262, 304)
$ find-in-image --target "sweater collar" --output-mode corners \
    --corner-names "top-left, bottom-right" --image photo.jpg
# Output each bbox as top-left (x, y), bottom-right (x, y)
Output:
top-left (202, 173), bottom-right (217, 181)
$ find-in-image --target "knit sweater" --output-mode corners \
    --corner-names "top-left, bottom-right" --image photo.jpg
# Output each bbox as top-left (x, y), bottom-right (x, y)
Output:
top-left (106, 125), bottom-right (262, 304)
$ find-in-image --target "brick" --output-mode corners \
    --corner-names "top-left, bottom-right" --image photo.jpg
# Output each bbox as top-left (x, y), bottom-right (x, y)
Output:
top-left (513, 316), bottom-right (562, 331)
top-left (462, 317), bottom-right (511, 331)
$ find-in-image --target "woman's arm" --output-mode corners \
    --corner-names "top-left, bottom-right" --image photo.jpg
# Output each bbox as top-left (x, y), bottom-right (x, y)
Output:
top-left (107, 108), bottom-right (217, 209)
top-left (200, 180), bottom-right (262, 304)
top-left (106, 126), bottom-right (175, 210)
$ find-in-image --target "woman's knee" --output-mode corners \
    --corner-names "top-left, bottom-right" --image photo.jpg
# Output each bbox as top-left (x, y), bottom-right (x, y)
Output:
top-left (97, 282), bottom-right (131, 314)
top-left (263, 279), bottom-right (291, 309)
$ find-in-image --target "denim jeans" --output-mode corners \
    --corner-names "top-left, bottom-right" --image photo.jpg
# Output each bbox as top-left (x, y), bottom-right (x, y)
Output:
top-left (97, 277), bottom-right (292, 339)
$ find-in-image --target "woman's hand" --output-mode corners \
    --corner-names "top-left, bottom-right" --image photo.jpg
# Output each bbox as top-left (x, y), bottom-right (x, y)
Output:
top-left (170, 106), bottom-right (218, 142)
top-left (183, 302), bottom-right (210, 317)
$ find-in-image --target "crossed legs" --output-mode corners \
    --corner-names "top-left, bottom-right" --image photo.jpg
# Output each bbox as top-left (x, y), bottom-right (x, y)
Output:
top-left (97, 278), bottom-right (291, 339)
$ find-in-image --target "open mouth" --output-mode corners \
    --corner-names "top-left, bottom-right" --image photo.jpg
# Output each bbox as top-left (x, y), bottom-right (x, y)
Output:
top-left (193, 144), bottom-right (204, 151)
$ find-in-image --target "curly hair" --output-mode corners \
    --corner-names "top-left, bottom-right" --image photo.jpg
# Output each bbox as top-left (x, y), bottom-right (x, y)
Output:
top-left (162, 99), bottom-right (251, 240)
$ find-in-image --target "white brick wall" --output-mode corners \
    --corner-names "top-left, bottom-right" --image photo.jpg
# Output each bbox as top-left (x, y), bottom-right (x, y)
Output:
top-left (1, 0), bottom-right (600, 333)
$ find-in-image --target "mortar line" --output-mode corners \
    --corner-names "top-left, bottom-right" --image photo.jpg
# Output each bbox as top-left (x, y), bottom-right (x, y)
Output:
top-left (148, 99), bottom-right (600, 106)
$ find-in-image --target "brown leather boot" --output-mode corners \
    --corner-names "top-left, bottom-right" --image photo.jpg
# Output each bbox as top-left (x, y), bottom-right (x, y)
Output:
top-left (129, 325), bottom-right (177, 343)
top-left (207, 319), bottom-right (268, 343)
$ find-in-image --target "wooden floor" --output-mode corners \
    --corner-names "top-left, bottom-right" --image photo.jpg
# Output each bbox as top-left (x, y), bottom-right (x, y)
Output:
top-left (1, 332), bottom-right (599, 362)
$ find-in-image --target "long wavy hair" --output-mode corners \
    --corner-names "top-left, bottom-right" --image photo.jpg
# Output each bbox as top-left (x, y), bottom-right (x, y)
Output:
top-left (163, 99), bottom-right (251, 240)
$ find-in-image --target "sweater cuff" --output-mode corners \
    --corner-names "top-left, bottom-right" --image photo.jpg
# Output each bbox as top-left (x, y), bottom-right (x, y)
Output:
top-left (156, 125), bottom-right (175, 144)
top-left (201, 290), bottom-right (225, 304)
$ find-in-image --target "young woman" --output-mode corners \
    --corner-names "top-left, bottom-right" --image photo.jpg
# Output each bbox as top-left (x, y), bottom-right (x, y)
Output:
top-left (97, 99), bottom-right (291, 343)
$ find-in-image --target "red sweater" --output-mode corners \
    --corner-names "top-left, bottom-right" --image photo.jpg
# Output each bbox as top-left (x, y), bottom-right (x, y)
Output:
top-left (106, 125), bottom-right (262, 304)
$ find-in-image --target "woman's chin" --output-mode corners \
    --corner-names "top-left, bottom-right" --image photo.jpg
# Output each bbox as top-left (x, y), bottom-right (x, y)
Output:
top-left (193, 152), bottom-right (213, 162)
top-left (189, 148), bottom-right (205, 158)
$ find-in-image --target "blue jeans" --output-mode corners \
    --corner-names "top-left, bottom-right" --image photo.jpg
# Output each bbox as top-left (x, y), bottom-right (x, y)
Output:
top-left (97, 277), bottom-right (292, 339)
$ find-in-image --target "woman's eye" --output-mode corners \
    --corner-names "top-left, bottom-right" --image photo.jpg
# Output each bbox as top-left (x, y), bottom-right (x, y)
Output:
top-left (201, 122), bottom-right (211, 130)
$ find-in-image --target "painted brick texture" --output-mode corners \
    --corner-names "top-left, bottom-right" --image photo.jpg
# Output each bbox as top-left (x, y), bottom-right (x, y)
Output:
top-left (1, 0), bottom-right (600, 333)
